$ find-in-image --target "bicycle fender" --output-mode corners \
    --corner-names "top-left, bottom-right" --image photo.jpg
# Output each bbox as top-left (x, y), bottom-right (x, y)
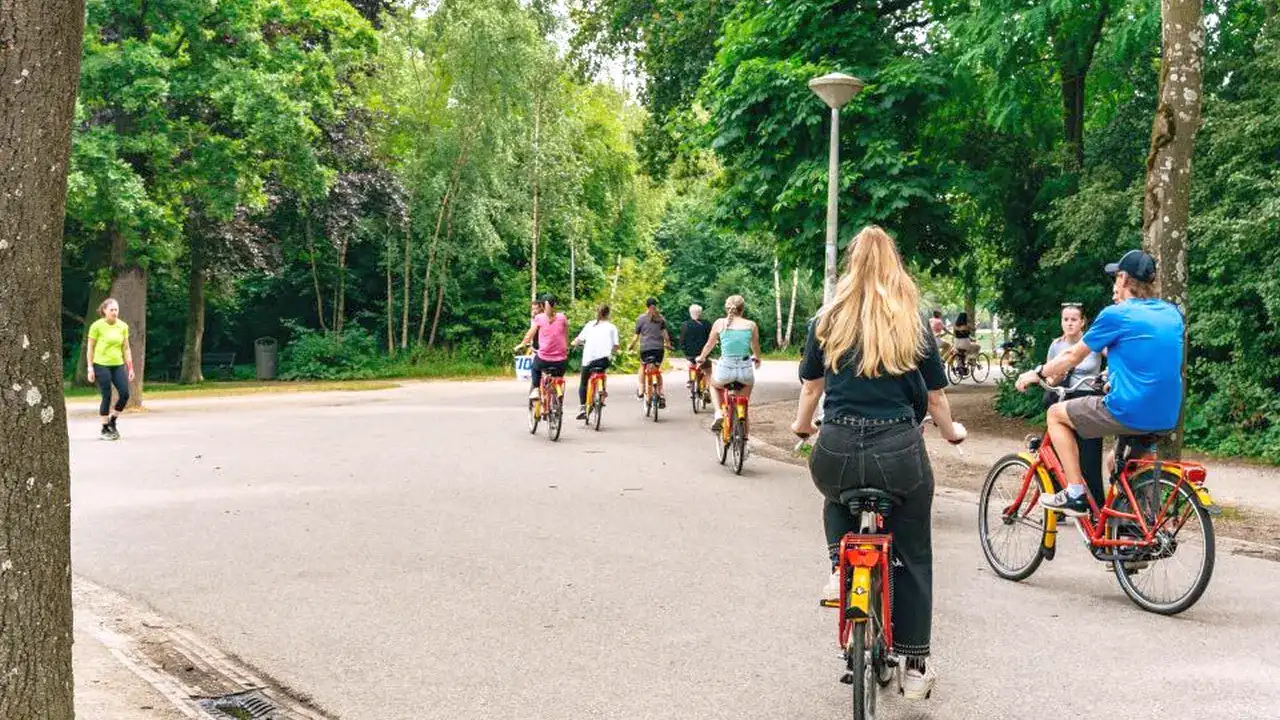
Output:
top-left (1016, 452), bottom-right (1059, 549)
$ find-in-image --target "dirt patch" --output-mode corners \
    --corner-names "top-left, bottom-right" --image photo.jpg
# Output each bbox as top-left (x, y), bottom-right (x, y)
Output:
top-left (750, 387), bottom-right (1280, 561)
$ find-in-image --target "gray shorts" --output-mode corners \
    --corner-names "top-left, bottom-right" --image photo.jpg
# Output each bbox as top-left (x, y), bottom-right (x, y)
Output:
top-left (1063, 395), bottom-right (1146, 439)
top-left (713, 357), bottom-right (755, 387)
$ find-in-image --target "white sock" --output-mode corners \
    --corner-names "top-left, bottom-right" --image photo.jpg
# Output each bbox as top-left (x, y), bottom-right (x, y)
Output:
top-left (714, 407), bottom-right (723, 420)
top-left (1066, 484), bottom-right (1087, 499)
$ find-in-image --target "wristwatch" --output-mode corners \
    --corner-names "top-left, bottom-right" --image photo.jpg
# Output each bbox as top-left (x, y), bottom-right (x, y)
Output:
top-left (1034, 365), bottom-right (1047, 381)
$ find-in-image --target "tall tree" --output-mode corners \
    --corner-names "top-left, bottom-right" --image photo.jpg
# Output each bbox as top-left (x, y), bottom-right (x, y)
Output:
top-left (1143, 0), bottom-right (1206, 456)
top-left (0, 0), bottom-right (85, 716)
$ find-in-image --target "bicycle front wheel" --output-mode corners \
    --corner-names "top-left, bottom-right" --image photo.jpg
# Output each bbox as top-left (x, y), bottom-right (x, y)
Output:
top-left (1111, 473), bottom-right (1215, 615)
top-left (972, 352), bottom-right (991, 383)
top-left (946, 358), bottom-right (963, 386)
top-left (979, 454), bottom-right (1047, 581)
top-left (1000, 350), bottom-right (1020, 380)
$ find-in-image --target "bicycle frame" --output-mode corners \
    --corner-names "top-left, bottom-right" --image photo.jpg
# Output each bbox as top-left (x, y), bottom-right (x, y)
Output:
top-left (719, 387), bottom-right (749, 442)
top-left (537, 374), bottom-right (565, 416)
top-left (643, 363), bottom-right (662, 398)
top-left (836, 530), bottom-right (894, 652)
top-left (1007, 431), bottom-right (1214, 556)
top-left (688, 363), bottom-right (707, 394)
top-left (585, 372), bottom-right (607, 408)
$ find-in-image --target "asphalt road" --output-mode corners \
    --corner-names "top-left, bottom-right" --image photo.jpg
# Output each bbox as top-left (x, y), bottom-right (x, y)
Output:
top-left (71, 364), bottom-right (1280, 719)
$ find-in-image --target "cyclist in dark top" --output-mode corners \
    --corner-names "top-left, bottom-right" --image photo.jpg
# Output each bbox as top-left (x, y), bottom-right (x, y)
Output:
top-left (680, 304), bottom-right (712, 382)
top-left (791, 226), bottom-right (966, 701)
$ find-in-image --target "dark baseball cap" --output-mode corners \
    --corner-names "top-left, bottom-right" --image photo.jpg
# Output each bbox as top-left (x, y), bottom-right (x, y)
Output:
top-left (539, 293), bottom-right (557, 305)
top-left (645, 297), bottom-right (659, 308)
top-left (1104, 250), bottom-right (1156, 282)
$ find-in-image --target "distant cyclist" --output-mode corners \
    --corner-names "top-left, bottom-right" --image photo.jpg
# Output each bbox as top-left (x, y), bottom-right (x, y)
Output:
top-left (515, 294), bottom-right (569, 401)
top-left (628, 298), bottom-right (672, 408)
top-left (695, 295), bottom-right (762, 434)
top-left (952, 311), bottom-right (973, 365)
top-left (680, 304), bottom-right (712, 386)
top-left (572, 304), bottom-right (619, 420)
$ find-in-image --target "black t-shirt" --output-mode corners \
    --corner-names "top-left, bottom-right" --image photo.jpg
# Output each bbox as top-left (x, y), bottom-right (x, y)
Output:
top-left (680, 319), bottom-right (712, 358)
top-left (799, 318), bottom-right (948, 422)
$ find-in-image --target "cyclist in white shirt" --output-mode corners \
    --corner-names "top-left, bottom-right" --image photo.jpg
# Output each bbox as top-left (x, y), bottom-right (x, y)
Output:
top-left (573, 304), bottom-right (620, 420)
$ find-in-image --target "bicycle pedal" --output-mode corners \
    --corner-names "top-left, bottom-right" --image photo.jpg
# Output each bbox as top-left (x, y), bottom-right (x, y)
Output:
top-left (819, 599), bottom-right (841, 609)
top-left (839, 673), bottom-right (854, 686)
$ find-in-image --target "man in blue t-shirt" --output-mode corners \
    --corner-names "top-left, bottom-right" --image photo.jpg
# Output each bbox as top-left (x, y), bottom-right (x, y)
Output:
top-left (1015, 250), bottom-right (1185, 516)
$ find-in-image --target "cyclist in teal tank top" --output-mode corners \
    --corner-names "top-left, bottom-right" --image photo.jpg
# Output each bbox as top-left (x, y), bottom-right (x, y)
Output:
top-left (695, 295), bottom-right (762, 433)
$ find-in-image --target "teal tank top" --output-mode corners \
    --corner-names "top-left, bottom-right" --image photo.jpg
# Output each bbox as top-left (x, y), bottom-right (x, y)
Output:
top-left (720, 322), bottom-right (752, 359)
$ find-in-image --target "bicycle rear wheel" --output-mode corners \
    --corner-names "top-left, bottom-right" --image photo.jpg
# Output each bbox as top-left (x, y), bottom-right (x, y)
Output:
top-left (978, 454), bottom-right (1047, 581)
top-left (1000, 349), bottom-right (1020, 380)
top-left (548, 393), bottom-right (563, 442)
top-left (651, 393), bottom-right (660, 422)
top-left (528, 397), bottom-right (541, 434)
top-left (731, 420), bottom-right (746, 475)
top-left (847, 621), bottom-right (875, 720)
top-left (869, 570), bottom-right (893, 689)
top-left (592, 398), bottom-right (603, 431)
top-left (946, 359), bottom-right (963, 386)
top-left (1111, 473), bottom-right (1214, 615)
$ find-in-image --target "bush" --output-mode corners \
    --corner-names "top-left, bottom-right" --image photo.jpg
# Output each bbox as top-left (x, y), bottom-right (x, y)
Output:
top-left (993, 379), bottom-right (1045, 422)
top-left (278, 324), bottom-right (381, 380)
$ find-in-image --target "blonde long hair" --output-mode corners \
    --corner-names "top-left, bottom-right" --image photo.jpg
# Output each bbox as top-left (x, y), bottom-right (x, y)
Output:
top-left (815, 226), bottom-right (923, 376)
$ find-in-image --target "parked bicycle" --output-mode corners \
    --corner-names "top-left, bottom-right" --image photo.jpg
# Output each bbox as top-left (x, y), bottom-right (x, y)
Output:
top-left (978, 375), bottom-right (1218, 614)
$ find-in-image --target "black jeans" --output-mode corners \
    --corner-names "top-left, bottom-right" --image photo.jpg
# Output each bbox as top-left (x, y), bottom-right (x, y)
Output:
top-left (809, 421), bottom-right (934, 658)
top-left (94, 363), bottom-right (129, 416)
top-left (530, 357), bottom-right (566, 392)
top-left (578, 358), bottom-right (610, 405)
top-left (1045, 393), bottom-right (1105, 503)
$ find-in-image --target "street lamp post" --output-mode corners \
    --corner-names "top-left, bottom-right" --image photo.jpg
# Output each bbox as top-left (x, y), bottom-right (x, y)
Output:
top-left (808, 72), bottom-right (865, 305)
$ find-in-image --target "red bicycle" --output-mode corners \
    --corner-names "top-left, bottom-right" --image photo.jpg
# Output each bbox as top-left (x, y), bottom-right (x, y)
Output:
top-left (979, 375), bottom-right (1218, 614)
top-left (713, 381), bottom-right (750, 474)
top-left (641, 362), bottom-right (663, 422)
top-left (528, 371), bottom-right (566, 442)
top-left (821, 488), bottom-right (899, 718)
top-left (584, 368), bottom-right (608, 431)
top-left (687, 360), bottom-right (711, 413)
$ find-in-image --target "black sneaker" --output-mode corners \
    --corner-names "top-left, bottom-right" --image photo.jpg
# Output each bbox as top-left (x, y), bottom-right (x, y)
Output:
top-left (576, 407), bottom-right (588, 421)
top-left (658, 396), bottom-right (667, 409)
top-left (1040, 489), bottom-right (1090, 517)
top-left (710, 418), bottom-right (724, 434)
top-left (100, 425), bottom-right (112, 440)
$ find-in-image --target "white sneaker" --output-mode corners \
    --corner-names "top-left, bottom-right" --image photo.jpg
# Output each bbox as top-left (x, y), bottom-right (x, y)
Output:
top-left (822, 571), bottom-right (840, 602)
top-left (898, 662), bottom-right (936, 700)
top-left (528, 388), bottom-right (540, 400)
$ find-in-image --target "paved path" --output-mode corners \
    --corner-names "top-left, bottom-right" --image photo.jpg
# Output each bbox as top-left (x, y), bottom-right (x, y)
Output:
top-left (71, 365), bottom-right (1280, 718)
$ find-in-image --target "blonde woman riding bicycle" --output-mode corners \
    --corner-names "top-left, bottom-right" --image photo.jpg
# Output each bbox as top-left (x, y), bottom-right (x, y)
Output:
top-left (696, 295), bottom-right (762, 434)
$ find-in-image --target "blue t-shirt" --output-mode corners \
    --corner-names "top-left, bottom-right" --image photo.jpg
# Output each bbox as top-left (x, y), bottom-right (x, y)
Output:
top-left (1082, 299), bottom-right (1184, 431)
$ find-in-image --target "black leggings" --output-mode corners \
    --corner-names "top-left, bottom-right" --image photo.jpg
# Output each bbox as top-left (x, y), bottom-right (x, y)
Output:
top-left (94, 363), bottom-right (129, 416)
top-left (530, 357), bottom-right (566, 392)
top-left (579, 358), bottom-right (610, 405)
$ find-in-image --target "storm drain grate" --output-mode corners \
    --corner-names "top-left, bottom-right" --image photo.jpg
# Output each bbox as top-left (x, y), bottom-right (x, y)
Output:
top-left (198, 689), bottom-right (281, 719)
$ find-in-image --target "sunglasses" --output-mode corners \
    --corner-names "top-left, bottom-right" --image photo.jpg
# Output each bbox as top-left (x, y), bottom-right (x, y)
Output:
top-left (1061, 302), bottom-right (1083, 309)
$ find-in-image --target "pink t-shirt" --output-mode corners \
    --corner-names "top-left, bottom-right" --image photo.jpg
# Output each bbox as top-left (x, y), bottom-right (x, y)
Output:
top-left (929, 317), bottom-right (944, 336)
top-left (534, 312), bottom-right (568, 361)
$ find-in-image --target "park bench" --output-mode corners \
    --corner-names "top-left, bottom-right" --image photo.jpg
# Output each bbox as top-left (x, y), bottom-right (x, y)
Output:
top-left (166, 352), bottom-right (236, 381)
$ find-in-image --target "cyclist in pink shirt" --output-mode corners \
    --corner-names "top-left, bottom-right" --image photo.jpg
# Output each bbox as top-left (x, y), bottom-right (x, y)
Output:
top-left (516, 294), bottom-right (570, 400)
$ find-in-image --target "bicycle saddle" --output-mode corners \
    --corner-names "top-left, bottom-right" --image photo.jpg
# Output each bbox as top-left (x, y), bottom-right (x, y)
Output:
top-left (838, 488), bottom-right (895, 513)
top-left (725, 381), bottom-right (745, 391)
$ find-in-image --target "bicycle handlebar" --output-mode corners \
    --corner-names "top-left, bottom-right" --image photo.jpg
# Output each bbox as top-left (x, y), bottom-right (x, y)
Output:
top-left (1035, 372), bottom-right (1106, 401)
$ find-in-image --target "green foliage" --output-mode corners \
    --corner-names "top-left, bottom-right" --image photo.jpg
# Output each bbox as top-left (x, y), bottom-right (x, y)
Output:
top-left (278, 324), bottom-right (382, 380)
top-left (993, 380), bottom-right (1047, 422)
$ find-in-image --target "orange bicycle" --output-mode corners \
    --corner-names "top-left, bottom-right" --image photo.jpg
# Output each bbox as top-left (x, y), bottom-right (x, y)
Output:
top-left (528, 370), bottom-right (566, 442)
top-left (641, 362), bottom-right (663, 422)
top-left (714, 381), bottom-right (750, 474)
top-left (584, 367), bottom-right (608, 431)
top-left (687, 360), bottom-right (711, 413)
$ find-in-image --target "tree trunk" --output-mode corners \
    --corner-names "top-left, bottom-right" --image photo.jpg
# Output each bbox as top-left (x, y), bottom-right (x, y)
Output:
top-left (529, 98), bottom-right (542, 303)
top-left (109, 265), bottom-right (148, 408)
top-left (0, 0), bottom-right (84, 716)
top-left (773, 255), bottom-right (784, 348)
top-left (74, 267), bottom-right (109, 387)
top-left (333, 240), bottom-right (348, 337)
top-left (418, 143), bottom-right (468, 345)
top-left (386, 224), bottom-right (396, 356)
top-left (179, 229), bottom-right (206, 383)
top-left (400, 222), bottom-right (412, 349)
top-left (1060, 68), bottom-right (1086, 171)
top-left (1053, 0), bottom-right (1110, 171)
top-left (428, 253), bottom-right (448, 349)
top-left (1142, 0), bottom-right (1205, 458)
top-left (610, 255), bottom-right (622, 301)
top-left (785, 266), bottom-right (799, 347)
top-left (305, 213), bottom-right (327, 333)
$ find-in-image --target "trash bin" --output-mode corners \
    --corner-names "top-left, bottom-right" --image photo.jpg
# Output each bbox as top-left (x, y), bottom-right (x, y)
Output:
top-left (254, 337), bottom-right (278, 380)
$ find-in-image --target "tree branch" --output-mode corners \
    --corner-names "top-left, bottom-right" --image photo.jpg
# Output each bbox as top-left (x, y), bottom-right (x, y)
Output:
top-left (62, 307), bottom-right (86, 326)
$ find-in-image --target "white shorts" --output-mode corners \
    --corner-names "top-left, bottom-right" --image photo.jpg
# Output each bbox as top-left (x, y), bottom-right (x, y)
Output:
top-left (713, 357), bottom-right (755, 386)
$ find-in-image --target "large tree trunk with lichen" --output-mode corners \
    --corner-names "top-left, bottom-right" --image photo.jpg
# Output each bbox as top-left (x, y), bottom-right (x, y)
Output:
top-left (1142, 0), bottom-right (1205, 458)
top-left (0, 0), bottom-right (85, 716)
top-left (179, 229), bottom-right (207, 383)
